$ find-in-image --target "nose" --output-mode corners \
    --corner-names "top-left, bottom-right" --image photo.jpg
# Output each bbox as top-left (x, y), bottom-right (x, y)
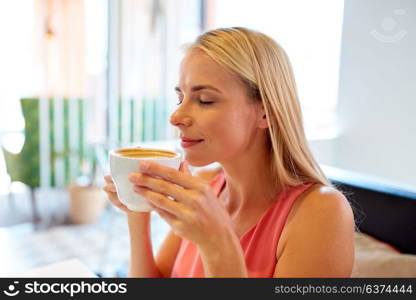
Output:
top-left (169, 105), bottom-right (193, 128)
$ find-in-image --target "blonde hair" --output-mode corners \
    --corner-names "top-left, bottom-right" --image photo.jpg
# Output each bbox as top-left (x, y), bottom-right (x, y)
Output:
top-left (188, 27), bottom-right (333, 189)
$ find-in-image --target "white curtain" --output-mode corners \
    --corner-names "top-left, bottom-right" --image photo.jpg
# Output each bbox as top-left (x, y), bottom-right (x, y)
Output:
top-left (107, 0), bottom-right (203, 147)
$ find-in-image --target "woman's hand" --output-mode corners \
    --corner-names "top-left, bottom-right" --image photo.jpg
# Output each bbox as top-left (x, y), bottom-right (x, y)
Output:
top-left (103, 174), bottom-right (135, 214)
top-left (103, 174), bottom-right (151, 218)
top-left (128, 161), bottom-right (234, 250)
top-left (103, 146), bottom-right (148, 216)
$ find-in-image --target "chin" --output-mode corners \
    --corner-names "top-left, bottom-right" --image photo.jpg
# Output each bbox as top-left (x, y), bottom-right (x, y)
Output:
top-left (183, 153), bottom-right (214, 168)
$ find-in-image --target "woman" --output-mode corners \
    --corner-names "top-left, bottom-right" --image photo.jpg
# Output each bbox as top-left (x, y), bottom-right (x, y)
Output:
top-left (103, 27), bottom-right (355, 278)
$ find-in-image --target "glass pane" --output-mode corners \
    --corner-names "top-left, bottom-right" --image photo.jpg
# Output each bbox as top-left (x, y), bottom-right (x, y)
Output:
top-left (208, 0), bottom-right (344, 140)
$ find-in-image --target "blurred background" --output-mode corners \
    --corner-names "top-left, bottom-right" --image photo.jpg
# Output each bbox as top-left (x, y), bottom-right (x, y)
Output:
top-left (0, 0), bottom-right (414, 277)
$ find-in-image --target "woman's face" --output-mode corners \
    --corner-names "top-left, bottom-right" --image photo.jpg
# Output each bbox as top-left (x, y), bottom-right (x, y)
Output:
top-left (170, 49), bottom-right (266, 167)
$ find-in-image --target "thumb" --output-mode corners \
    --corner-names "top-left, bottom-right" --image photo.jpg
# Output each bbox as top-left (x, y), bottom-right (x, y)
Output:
top-left (179, 161), bottom-right (192, 175)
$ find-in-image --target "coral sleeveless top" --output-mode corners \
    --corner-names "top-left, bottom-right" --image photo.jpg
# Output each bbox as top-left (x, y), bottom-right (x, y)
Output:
top-left (171, 171), bottom-right (316, 278)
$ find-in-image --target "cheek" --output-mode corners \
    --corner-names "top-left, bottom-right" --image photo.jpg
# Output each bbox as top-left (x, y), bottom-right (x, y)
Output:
top-left (183, 108), bottom-right (256, 166)
top-left (210, 109), bottom-right (255, 147)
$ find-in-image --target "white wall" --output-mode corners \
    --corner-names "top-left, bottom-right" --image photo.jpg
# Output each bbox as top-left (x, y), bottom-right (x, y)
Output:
top-left (310, 0), bottom-right (416, 189)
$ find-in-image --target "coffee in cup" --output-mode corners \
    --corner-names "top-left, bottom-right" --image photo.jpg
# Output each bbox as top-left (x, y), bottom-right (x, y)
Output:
top-left (109, 147), bottom-right (181, 212)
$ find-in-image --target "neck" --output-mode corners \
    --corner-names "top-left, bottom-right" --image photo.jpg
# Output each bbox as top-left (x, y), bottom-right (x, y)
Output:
top-left (219, 142), bottom-right (280, 216)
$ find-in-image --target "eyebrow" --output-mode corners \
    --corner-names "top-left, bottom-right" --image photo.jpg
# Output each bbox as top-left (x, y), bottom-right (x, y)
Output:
top-left (174, 85), bottom-right (222, 94)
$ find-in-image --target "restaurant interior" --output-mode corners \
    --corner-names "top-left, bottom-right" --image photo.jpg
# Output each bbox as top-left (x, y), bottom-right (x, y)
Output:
top-left (0, 0), bottom-right (415, 277)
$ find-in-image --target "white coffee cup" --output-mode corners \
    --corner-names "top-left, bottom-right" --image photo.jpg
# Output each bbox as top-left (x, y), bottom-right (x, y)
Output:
top-left (109, 147), bottom-right (182, 212)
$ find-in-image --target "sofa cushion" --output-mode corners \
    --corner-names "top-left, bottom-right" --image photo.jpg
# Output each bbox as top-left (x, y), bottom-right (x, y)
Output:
top-left (352, 232), bottom-right (416, 277)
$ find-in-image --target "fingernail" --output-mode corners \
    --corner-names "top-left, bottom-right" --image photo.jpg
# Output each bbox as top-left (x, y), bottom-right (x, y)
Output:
top-left (139, 161), bottom-right (149, 171)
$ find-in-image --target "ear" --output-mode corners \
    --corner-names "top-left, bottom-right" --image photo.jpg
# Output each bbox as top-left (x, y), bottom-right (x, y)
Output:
top-left (257, 105), bottom-right (269, 129)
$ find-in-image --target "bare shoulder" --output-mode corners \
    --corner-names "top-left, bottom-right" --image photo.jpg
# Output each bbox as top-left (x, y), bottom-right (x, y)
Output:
top-left (275, 184), bottom-right (355, 277)
top-left (301, 184), bottom-right (353, 217)
top-left (284, 184), bottom-right (354, 238)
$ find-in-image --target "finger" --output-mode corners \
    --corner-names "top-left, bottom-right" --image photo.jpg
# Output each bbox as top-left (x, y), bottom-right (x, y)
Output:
top-left (113, 201), bottom-right (130, 213)
top-left (147, 201), bottom-right (177, 224)
top-left (103, 183), bottom-right (117, 193)
top-left (129, 173), bottom-right (196, 206)
top-left (103, 187), bottom-right (118, 201)
top-left (180, 161), bottom-right (192, 175)
top-left (105, 192), bottom-right (118, 203)
top-left (137, 161), bottom-right (205, 191)
top-left (133, 185), bottom-right (188, 218)
top-left (105, 192), bottom-right (130, 212)
top-left (104, 175), bottom-right (114, 183)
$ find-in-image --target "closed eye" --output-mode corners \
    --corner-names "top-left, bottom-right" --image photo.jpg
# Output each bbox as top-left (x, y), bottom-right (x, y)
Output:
top-left (199, 100), bottom-right (214, 105)
top-left (175, 98), bottom-right (214, 106)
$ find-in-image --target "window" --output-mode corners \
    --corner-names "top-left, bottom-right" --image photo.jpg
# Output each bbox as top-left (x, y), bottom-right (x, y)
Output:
top-left (0, 0), bottom-right (35, 137)
top-left (106, 0), bottom-right (203, 145)
top-left (206, 0), bottom-right (344, 140)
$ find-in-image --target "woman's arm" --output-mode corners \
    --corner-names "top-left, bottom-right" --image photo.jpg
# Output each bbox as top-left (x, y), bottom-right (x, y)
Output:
top-left (195, 166), bottom-right (248, 277)
top-left (129, 167), bottom-right (223, 278)
top-left (130, 162), bottom-right (247, 277)
top-left (154, 230), bottom-right (182, 277)
top-left (127, 212), bottom-right (162, 277)
top-left (130, 161), bottom-right (247, 277)
top-left (198, 228), bottom-right (248, 277)
top-left (274, 186), bottom-right (355, 277)
top-left (103, 175), bottom-right (161, 277)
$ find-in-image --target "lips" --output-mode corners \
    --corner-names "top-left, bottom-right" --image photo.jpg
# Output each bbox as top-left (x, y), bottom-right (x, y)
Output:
top-left (180, 137), bottom-right (204, 148)
top-left (181, 138), bottom-right (204, 142)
